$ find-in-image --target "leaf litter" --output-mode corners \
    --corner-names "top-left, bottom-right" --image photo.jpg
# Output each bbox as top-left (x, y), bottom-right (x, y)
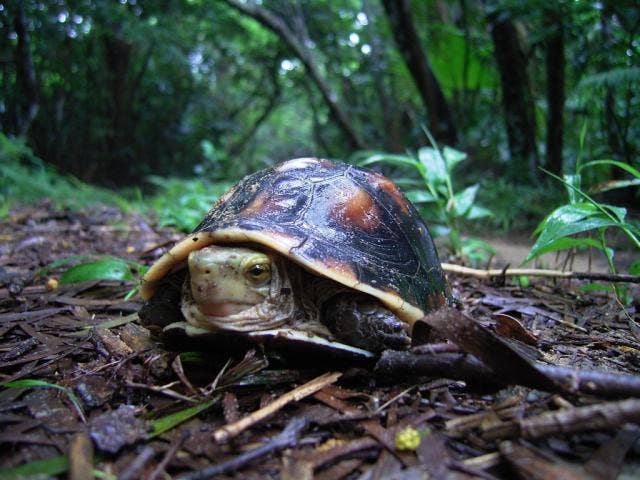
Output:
top-left (0, 202), bottom-right (639, 479)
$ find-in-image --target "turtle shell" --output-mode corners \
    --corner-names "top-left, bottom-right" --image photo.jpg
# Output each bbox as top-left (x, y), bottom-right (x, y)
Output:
top-left (141, 157), bottom-right (449, 327)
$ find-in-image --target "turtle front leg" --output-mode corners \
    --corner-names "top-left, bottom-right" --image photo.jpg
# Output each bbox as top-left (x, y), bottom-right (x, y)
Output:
top-left (322, 294), bottom-right (411, 352)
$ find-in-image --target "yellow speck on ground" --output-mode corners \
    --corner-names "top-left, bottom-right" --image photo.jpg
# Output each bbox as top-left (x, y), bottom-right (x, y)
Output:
top-left (46, 278), bottom-right (59, 290)
top-left (316, 438), bottom-right (347, 452)
top-left (395, 427), bottom-right (422, 451)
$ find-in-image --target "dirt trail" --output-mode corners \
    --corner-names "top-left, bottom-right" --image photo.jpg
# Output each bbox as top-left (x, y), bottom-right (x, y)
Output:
top-left (481, 235), bottom-right (636, 273)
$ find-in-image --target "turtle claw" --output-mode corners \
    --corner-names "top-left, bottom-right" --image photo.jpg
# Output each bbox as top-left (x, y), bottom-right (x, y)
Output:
top-left (323, 294), bottom-right (411, 352)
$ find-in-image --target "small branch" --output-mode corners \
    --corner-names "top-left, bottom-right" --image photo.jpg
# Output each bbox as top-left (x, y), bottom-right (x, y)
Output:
top-left (377, 349), bottom-right (640, 398)
top-left (484, 398), bottom-right (640, 440)
top-left (441, 263), bottom-right (640, 283)
top-left (146, 431), bottom-right (189, 480)
top-left (125, 381), bottom-right (197, 403)
top-left (180, 417), bottom-right (308, 480)
top-left (213, 371), bottom-right (341, 443)
top-left (69, 433), bottom-right (94, 480)
top-left (120, 446), bottom-right (156, 480)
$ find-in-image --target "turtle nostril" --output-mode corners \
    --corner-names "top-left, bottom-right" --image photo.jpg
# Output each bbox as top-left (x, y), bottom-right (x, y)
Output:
top-left (205, 269), bottom-right (211, 274)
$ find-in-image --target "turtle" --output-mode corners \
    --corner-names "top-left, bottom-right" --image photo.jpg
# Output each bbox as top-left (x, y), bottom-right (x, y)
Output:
top-left (138, 158), bottom-right (449, 360)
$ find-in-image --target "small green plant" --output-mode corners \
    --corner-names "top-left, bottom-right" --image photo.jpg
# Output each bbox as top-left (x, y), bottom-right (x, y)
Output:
top-left (526, 159), bottom-right (640, 302)
top-left (355, 136), bottom-right (494, 263)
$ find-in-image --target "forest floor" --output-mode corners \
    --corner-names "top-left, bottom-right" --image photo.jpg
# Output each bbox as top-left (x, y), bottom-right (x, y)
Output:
top-left (1, 203), bottom-right (639, 479)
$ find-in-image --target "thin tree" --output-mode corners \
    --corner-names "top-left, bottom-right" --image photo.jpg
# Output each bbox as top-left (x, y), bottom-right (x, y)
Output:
top-left (486, 9), bottom-right (539, 178)
top-left (221, 0), bottom-right (365, 150)
top-left (381, 0), bottom-right (457, 145)
top-left (544, 7), bottom-right (565, 175)
top-left (12, 2), bottom-right (39, 136)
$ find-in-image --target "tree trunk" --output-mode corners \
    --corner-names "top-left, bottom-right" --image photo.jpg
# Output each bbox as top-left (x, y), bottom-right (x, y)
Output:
top-left (486, 11), bottom-right (538, 178)
top-left (103, 32), bottom-right (134, 184)
top-left (13, 3), bottom-right (39, 136)
top-left (221, 0), bottom-right (365, 151)
top-left (600, 7), bottom-right (627, 173)
top-left (544, 9), bottom-right (565, 175)
top-left (227, 68), bottom-right (282, 157)
top-left (381, 0), bottom-right (457, 145)
top-left (363, 0), bottom-right (403, 151)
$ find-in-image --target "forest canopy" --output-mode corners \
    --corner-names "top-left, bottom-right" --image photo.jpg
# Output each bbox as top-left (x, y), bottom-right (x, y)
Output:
top-left (1, 0), bottom-right (638, 192)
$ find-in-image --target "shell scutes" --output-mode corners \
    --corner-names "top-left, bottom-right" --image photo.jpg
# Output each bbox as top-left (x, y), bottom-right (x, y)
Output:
top-left (141, 158), bottom-right (449, 326)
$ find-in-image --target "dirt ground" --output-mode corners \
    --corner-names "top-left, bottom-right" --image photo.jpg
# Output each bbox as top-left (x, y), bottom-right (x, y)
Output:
top-left (1, 203), bottom-right (639, 479)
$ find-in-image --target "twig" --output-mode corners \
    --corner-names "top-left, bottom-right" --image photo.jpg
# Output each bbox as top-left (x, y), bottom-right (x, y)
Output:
top-left (483, 398), bottom-right (640, 440)
top-left (441, 263), bottom-right (640, 283)
top-left (179, 417), bottom-right (308, 480)
top-left (120, 446), bottom-right (156, 480)
top-left (145, 431), bottom-right (189, 480)
top-left (125, 381), bottom-right (197, 403)
top-left (213, 371), bottom-right (341, 443)
top-left (69, 432), bottom-right (94, 480)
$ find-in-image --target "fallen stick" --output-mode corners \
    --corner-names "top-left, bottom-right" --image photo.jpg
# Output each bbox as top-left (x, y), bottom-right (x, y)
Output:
top-left (213, 371), bottom-right (341, 443)
top-left (376, 349), bottom-right (640, 397)
top-left (483, 398), bottom-right (640, 440)
top-left (181, 417), bottom-right (308, 480)
top-left (441, 263), bottom-right (640, 283)
top-left (69, 432), bottom-right (94, 480)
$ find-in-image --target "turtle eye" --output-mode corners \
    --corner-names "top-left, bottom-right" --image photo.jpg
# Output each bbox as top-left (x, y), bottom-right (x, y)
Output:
top-left (245, 262), bottom-right (271, 284)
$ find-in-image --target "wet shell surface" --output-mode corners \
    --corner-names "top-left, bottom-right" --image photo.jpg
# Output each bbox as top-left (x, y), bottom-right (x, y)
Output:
top-left (141, 157), bottom-right (449, 328)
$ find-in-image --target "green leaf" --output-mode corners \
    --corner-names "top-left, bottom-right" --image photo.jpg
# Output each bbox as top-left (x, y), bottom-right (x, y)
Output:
top-left (148, 398), bottom-right (218, 438)
top-left (466, 205), bottom-right (493, 220)
top-left (359, 153), bottom-right (419, 170)
top-left (578, 282), bottom-right (614, 294)
top-left (580, 159), bottom-right (640, 179)
top-left (0, 455), bottom-right (69, 478)
top-left (533, 202), bottom-right (604, 235)
top-left (527, 203), bottom-right (621, 262)
top-left (442, 146), bottom-right (467, 173)
top-left (417, 147), bottom-right (447, 185)
top-left (518, 276), bottom-right (530, 288)
top-left (630, 260), bottom-right (640, 276)
top-left (525, 236), bottom-right (608, 262)
top-left (601, 204), bottom-right (627, 223)
top-left (36, 255), bottom-right (95, 278)
top-left (460, 238), bottom-right (495, 266)
top-left (59, 257), bottom-right (134, 284)
top-left (3, 379), bottom-right (85, 422)
top-left (406, 189), bottom-right (436, 204)
top-left (563, 174), bottom-right (582, 204)
top-left (452, 184), bottom-right (479, 217)
top-left (430, 224), bottom-right (451, 238)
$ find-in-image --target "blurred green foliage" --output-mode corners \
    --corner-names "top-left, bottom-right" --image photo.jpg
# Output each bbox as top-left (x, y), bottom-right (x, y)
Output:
top-left (1, 0), bottom-right (638, 186)
top-left (1, 0), bottom-right (638, 272)
top-left (146, 176), bottom-right (231, 232)
top-left (0, 133), bottom-right (131, 213)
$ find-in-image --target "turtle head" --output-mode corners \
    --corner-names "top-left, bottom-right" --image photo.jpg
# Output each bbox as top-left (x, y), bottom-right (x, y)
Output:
top-left (187, 245), bottom-right (271, 317)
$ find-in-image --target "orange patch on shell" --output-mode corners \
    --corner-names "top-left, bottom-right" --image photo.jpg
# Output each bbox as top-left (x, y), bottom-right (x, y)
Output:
top-left (332, 186), bottom-right (382, 232)
top-left (370, 173), bottom-right (410, 214)
top-left (321, 258), bottom-right (358, 284)
top-left (242, 190), bottom-right (269, 215)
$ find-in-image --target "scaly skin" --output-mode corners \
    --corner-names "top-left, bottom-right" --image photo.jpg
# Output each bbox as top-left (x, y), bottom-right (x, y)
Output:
top-left (188, 246), bottom-right (271, 316)
top-left (181, 245), bottom-right (298, 332)
top-left (181, 245), bottom-right (409, 352)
